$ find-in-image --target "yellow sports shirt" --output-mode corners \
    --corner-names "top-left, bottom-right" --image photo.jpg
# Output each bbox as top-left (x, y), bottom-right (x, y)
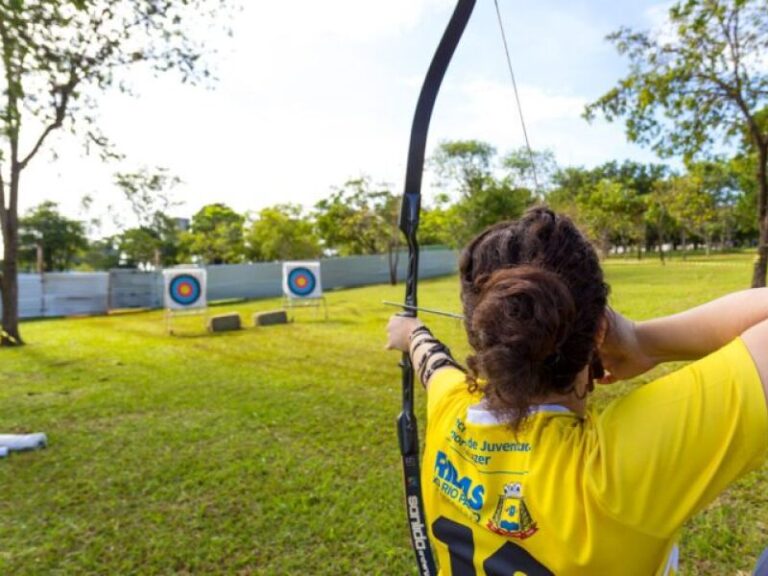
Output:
top-left (422, 338), bottom-right (768, 575)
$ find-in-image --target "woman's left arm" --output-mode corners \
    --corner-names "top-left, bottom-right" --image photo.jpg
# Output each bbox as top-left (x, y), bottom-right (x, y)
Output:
top-left (386, 315), bottom-right (463, 389)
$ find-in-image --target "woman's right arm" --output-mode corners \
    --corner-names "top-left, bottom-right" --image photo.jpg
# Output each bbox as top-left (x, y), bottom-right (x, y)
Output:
top-left (602, 288), bottom-right (768, 402)
top-left (592, 290), bottom-right (768, 536)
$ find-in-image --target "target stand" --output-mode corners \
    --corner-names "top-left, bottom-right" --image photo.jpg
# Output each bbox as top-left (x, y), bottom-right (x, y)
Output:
top-left (282, 261), bottom-right (328, 320)
top-left (163, 269), bottom-right (208, 334)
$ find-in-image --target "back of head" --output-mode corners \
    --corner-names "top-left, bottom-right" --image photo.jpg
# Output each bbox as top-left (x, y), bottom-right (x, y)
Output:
top-left (459, 206), bottom-right (609, 428)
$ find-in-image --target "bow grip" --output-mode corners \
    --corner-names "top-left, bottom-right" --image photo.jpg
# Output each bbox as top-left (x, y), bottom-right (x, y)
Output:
top-left (399, 192), bottom-right (421, 237)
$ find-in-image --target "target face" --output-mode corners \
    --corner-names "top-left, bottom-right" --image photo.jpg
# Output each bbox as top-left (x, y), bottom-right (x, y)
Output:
top-left (282, 261), bottom-right (323, 299)
top-left (169, 274), bottom-right (202, 306)
top-left (163, 269), bottom-right (207, 310)
top-left (287, 267), bottom-right (317, 297)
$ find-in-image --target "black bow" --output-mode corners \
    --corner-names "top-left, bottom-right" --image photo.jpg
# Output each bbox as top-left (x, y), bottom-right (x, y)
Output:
top-left (397, 2), bottom-right (476, 574)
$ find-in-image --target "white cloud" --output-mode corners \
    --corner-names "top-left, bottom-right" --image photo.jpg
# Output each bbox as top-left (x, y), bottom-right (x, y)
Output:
top-left (644, 1), bottom-right (674, 29)
top-left (9, 0), bottom-right (671, 239)
top-left (236, 0), bottom-right (446, 47)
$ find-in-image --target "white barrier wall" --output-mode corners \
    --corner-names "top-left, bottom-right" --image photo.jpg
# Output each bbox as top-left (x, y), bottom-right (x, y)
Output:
top-left (4, 273), bottom-right (111, 319)
top-left (108, 270), bottom-right (163, 309)
top-left (207, 262), bottom-right (282, 300)
top-left (19, 275), bottom-right (44, 318)
top-left (320, 249), bottom-right (457, 290)
top-left (43, 273), bottom-right (110, 317)
top-left (9, 248), bottom-right (459, 318)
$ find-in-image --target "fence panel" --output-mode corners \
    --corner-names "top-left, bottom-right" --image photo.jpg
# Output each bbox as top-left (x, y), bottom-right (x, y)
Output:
top-left (109, 270), bottom-right (163, 309)
top-left (321, 253), bottom-right (403, 290)
top-left (320, 249), bottom-right (458, 290)
top-left (42, 273), bottom-right (109, 317)
top-left (418, 249), bottom-right (460, 280)
top-left (18, 275), bottom-right (44, 318)
top-left (12, 248), bottom-right (459, 317)
top-left (206, 263), bottom-right (283, 301)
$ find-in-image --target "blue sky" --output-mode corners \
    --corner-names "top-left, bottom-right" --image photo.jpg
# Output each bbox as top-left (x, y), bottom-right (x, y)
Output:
top-left (18, 0), bottom-right (669, 234)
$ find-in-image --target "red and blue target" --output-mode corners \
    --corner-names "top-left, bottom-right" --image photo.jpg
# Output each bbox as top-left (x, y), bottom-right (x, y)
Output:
top-left (287, 267), bottom-right (317, 297)
top-left (169, 274), bottom-right (202, 306)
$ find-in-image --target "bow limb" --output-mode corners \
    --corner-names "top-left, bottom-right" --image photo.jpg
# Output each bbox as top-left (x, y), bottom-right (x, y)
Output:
top-left (397, 2), bottom-right (476, 575)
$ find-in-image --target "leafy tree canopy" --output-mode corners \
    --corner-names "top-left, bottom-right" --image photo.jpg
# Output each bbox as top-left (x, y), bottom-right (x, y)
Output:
top-left (314, 177), bottom-right (399, 256)
top-left (114, 167), bottom-right (183, 267)
top-left (19, 200), bottom-right (87, 271)
top-left (585, 0), bottom-right (768, 284)
top-left (183, 203), bottom-right (245, 265)
top-left (247, 204), bottom-right (321, 262)
top-left (0, 0), bottom-right (230, 344)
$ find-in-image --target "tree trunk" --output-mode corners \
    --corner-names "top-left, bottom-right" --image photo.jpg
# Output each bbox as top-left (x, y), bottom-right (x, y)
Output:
top-left (1, 161), bottom-right (24, 346)
top-left (681, 230), bottom-right (687, 261)
top-left (751, 144), bottom-right (768, 288)
top-left (657, 225), bottom-right (666, 265)
top-left (1, 208), bottom-right (23, 346)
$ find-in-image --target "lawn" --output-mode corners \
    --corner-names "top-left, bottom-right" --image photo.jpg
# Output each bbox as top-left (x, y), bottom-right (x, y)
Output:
top-left (1, 253), bottom-right (766, 575)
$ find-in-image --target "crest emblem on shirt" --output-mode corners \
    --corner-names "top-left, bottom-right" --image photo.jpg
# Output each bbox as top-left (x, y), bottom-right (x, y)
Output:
top-left (487, 482), bottom-right (538, 539)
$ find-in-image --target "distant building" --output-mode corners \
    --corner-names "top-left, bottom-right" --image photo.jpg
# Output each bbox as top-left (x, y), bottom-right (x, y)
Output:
top-left (174, 217), bottom-right (190, 232)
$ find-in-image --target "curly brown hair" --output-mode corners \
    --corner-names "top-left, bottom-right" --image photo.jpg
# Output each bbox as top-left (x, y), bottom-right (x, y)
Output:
top-left (458, 206), bottom-right (609, 429)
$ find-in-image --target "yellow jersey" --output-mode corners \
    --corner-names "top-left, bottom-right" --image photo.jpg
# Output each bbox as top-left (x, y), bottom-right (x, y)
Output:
top-left (422, 338), bottom-right (768, 575)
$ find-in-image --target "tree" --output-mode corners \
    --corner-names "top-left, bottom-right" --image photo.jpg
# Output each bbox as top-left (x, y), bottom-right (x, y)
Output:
top-left (591, 161), bottom-right (668, 197)
top-left (314, 178), bottom-right (395, 257)
top-left (576, 180), bottom-right (645, 256)
top-left (687, 159), bottom-right (742, 250)
top-left (419, 193), bottom-right (463, 248)
top-left (502, 147), bottom-right (557, 193)
top-left (431, 140), bottom-right (496, 197)
top-left (182, 203), bottom-right (245, 265)
top-left (118, 227), bottom-right (162, 269)
top-left (430, 140), bottom-right (536, 244)
top-left (666, 174), bottom-right (718, 257)
top-left (646, 180), bottom-right (681, 263)
top-left (731, 151), bottom-right (761, 241)
top-left (115, 168), bottom-right (183, 267)
top-left (585, 0), bottom-right (768, 286)
top-left (77, 236), bottom-right (120, 271)
top-left (548, 166), bottom-right (593, 215)
top-left (19, 201), bottom-right (87, 271)
top-left (0, 0), bottom-right (227, 345)
top-left (115, 168), bottom-right (181, 226)
top-left (314, 178), bottom-right (401, 283)
top-left (460, 180), bottom-right (533, 242)
top-left (246, 204), bottom-right (321, 262)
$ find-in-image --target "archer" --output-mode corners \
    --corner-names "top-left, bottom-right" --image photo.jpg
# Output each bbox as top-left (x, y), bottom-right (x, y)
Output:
top-left (387, 207), bottom-right (768, 575)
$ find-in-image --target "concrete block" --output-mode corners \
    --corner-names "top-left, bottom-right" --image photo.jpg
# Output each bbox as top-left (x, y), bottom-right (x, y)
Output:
top-left (208, 313), bottom-right (242, 332)
top-left (253, 310), bottom-right (289, 326)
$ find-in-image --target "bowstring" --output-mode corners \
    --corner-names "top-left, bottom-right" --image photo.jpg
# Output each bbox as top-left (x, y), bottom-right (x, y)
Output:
top-left (493, 0), bottom-right (541, 194)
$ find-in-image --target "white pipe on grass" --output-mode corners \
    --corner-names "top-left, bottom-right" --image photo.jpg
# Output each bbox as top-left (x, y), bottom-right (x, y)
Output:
top-left (0, 433), bottom-right (48, 452)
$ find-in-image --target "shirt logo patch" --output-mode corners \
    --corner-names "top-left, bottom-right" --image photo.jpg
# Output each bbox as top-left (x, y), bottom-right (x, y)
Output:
top-left (487, 482), bottom-right (539, 540)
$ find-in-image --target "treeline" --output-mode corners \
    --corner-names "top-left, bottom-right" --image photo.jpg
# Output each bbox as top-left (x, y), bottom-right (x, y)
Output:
top-left (17, 172), bottom-right (403, 272)
top-left (420, 141), bottom-right (757, 261)
top-left (18, 141), bottom-right (760, 273)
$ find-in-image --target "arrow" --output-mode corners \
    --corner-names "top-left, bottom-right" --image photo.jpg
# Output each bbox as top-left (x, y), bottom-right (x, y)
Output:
top-left (382, 300), bottom-right (464, 320)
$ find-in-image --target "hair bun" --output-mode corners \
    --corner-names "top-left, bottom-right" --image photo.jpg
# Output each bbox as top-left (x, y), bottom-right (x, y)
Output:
top-left (459, 208), bottom-right (608, 428)
top-left (471, 265), bottom-right (576, 366)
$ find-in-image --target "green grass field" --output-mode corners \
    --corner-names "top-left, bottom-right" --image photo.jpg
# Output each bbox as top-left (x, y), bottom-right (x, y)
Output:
top-left (1, 253), bottom-right (766, 575)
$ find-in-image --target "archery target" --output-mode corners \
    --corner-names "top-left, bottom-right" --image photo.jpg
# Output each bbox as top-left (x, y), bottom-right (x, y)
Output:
top-left (163, 269), bottom-right (207, 310)
top-left (283, 262), bottom-right (322, 299)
